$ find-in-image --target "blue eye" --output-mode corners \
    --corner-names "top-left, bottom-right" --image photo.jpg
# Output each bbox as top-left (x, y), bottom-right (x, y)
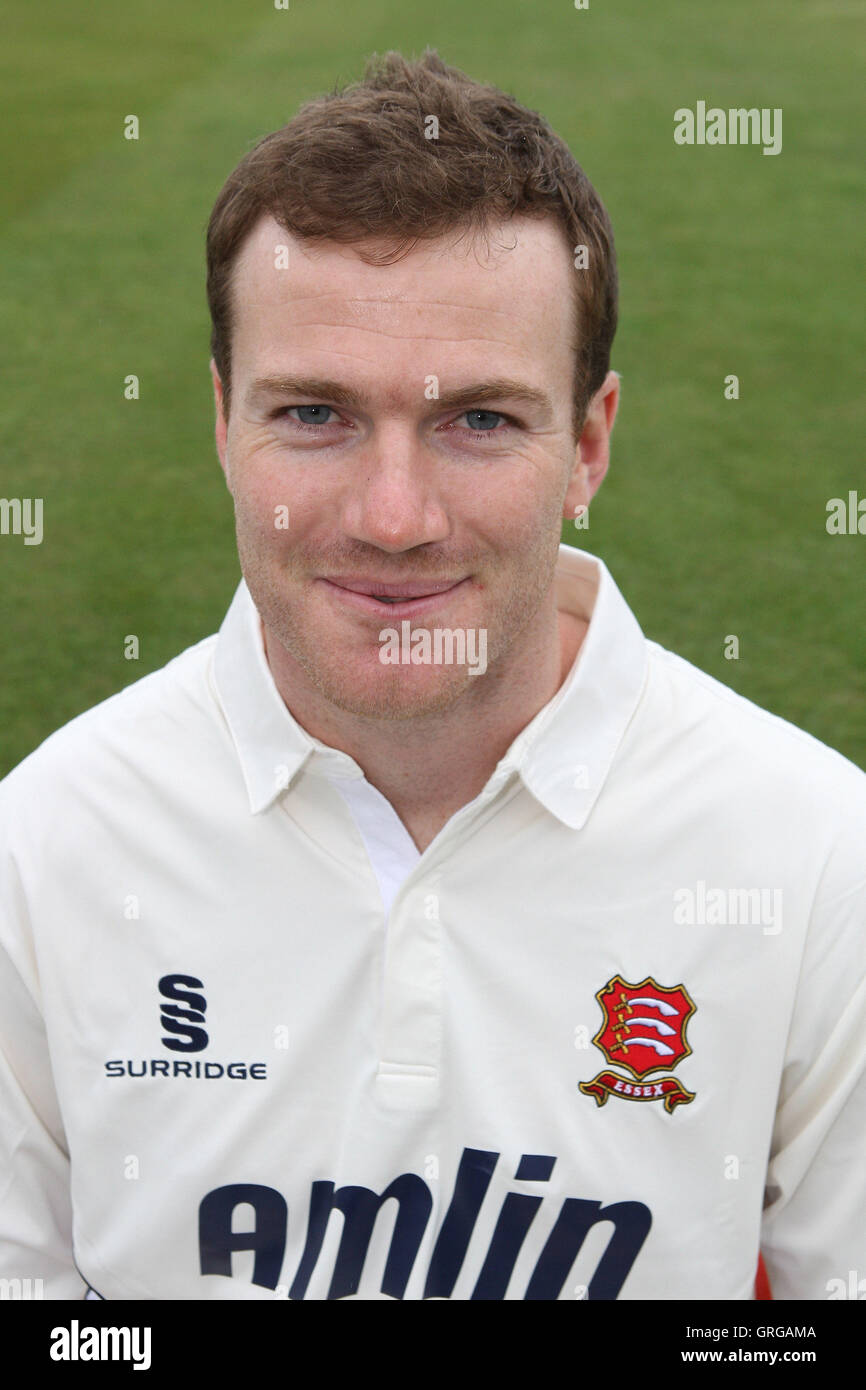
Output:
top-left (288, 405), bottom-right (334, 426)
top-left (462, 410), bottom-right (503, 432)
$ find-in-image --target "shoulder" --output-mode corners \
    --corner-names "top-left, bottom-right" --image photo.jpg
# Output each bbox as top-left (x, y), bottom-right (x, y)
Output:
top-left (639, 641), bottom-right (866, 908)
top-left (0, 633), bottom-right (220, 821)
top-left (644, 638), bottom-right (866, 799)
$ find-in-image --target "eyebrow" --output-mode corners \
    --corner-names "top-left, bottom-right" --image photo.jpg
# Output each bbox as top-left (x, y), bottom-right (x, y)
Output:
top-left (246, 375), bottom-right (554, 418)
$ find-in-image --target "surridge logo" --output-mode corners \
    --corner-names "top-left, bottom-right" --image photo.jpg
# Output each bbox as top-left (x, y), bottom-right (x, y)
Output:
top-left (103, 972), bottom-right (268, 1081)
top-left (159, 973), bottom-right (208, 1051)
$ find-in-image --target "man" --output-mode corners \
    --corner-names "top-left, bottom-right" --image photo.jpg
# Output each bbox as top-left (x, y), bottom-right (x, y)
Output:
top-left (1, 49), bottom-right (864, 1302)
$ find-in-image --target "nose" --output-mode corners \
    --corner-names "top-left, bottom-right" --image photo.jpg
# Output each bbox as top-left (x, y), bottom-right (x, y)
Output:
top-left (339, 423), bottom-right (450, 553)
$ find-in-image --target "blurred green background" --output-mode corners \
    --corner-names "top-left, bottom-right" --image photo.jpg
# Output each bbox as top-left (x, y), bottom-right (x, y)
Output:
top-left (1, 0), bottom-right (864, 775)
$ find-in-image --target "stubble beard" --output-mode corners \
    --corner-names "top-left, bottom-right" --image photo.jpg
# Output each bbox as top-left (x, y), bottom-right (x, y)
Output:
top-left (237, 533), bottom-right (561, 726)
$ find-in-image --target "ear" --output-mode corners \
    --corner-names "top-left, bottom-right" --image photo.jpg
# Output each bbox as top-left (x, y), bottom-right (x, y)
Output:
top-left (210, 358), bottom-right (230, 484)
top-left (563, 370), bottom-right (620, 526)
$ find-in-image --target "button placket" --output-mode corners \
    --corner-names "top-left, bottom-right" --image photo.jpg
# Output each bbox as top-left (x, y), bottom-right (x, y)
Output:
top-left (377, 871), bottom-right (443, 1094)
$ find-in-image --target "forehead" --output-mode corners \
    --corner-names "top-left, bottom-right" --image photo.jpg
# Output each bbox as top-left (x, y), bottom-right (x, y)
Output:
top-left (228, 213), bottom-right (577, 391)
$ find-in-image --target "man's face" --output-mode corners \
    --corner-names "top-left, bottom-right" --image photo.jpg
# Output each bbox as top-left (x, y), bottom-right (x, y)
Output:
top-left (211, 213), bottom-right (614, 720)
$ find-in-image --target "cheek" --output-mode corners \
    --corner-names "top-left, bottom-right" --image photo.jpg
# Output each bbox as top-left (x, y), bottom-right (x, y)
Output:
top-left (230, 490), bottom-right (289, 569)
top-left (229, 447), bottom-right (294, 523)
top-left (439, 459), bottom-right (555, 537)
top-left (490, 478), bottom-right (565, 552)
top-left (233, 465), bottom-right (339, 570)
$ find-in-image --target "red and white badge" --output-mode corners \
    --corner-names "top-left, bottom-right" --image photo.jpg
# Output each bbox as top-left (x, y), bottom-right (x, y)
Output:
top-left (579, 974), bottom-right (696, 1114)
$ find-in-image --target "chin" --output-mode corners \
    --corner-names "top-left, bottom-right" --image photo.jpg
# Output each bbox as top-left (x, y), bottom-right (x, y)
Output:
top-left (310, 663), bottom-right (478, 722)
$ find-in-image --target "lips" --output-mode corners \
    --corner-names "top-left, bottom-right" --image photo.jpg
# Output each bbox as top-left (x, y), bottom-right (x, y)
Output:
top-left (325, 577), bottom-right (465, 599)
top-left (318, 576), bottom-right (469, 618)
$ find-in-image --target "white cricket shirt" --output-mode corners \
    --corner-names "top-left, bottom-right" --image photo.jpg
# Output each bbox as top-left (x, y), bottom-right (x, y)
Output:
top-left (1, 544), bottom-right (865, 1301)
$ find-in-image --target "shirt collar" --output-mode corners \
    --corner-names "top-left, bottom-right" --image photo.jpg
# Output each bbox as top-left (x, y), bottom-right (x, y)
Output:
top-left (212, 544), bottom-right (648, 829)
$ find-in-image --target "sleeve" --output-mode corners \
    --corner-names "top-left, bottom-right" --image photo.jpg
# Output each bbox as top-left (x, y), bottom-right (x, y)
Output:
top-left (0, 810), bottom-right (87, 1299)
top-left (760, 860), bottom-right (866, 1300)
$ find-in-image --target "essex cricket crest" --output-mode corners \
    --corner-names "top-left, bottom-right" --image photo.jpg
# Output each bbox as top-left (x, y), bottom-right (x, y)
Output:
top-left (579, 974), bottom-right (696, 1114)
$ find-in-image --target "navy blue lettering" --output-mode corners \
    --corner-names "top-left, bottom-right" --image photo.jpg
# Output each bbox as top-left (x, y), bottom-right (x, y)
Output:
top-left (471, 1154), bottom-right (556, 1299)
top-left (290, 1174), bottom-right (432, 1300)
top-left (199, 1184), bottom-right (287, 1289)
top-left (423, 1148), bottom-right (498, 1299)
top-left (515, 1153), bottom-right (556, 1181)
top-left (525, 1198), bottom-right (652, 1299)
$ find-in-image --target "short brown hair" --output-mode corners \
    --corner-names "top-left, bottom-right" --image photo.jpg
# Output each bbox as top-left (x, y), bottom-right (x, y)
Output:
top-left (206, 48), bottom-right (618, 435)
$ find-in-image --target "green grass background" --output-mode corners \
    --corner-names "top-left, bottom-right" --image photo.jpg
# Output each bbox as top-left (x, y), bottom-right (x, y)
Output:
top-left (1, 0), bottom-right (864, 775)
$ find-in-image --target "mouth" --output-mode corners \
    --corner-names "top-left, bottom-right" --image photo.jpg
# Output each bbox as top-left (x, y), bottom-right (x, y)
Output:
top-left (318, 576), bottom-right (470, 619)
